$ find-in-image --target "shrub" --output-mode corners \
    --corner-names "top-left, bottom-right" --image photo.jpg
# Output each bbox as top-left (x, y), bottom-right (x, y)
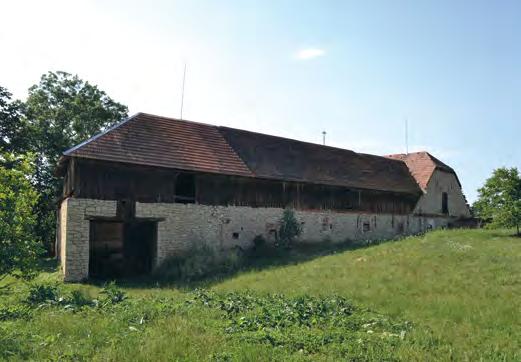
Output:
top-left (278, 209), bottom-right (302, 248)
top-left (68, 289), bottom-right (93, 307)
top-left (100, 281), bottom-right (126, 305)
top-left (25, 283), bottom-right (59, 305)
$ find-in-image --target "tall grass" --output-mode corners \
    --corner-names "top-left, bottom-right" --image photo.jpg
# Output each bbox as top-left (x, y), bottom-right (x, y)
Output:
top-left (0, 229), bottom-right (519, 360)
top-left (215, 228), bottom-right (521, 360)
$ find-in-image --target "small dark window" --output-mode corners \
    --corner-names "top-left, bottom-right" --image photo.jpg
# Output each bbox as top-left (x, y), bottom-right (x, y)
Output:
top-left (442, 192), bottom-right (449, 214)
top-left (175, 173), bottom-right (195, 203)
top-left (232, 232), bottom-right (239, 239)
top-left (344, 190), bottom-right (354, 209)
top-left (363, 222), bottom-right (370, 232)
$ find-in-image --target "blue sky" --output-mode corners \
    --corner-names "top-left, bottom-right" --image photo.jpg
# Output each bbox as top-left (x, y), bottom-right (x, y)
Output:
top-left (1, 0), bottom-right (520, 202)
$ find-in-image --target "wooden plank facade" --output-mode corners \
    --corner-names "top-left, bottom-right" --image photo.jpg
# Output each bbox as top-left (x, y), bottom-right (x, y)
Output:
top-left (62, 158), bottom-right (418, 215)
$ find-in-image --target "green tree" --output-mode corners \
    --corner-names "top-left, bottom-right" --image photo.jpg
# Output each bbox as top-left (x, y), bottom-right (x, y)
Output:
top-left (26, 71), bottom-right (128, 165)
top-left (474, 167), bottom-right (521, 236)
top-left (24, 71), bottom-right (128, 252)
top-left (0, 153), bottom-right (43, 280)
top-left (0, 86), bottom-right (30, 154)
top-left (278, 208), bottom-right (302, 248)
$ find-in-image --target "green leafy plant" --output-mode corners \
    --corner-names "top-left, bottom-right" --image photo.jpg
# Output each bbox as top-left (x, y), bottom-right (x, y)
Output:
top-left (278, 209), bottom-right (302, 248)
top-left (25, 283), bottom-right (60, 305)
top-left (68, 290), bottom-right (93, 307)
top-left (100, 281), bottom-right (126, 305)
top-left (191, 289), bottom-right (417, 357)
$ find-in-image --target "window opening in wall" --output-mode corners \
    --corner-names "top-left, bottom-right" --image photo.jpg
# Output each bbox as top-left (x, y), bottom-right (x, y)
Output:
top-left (363, 222), bottom-right (370, 232)
top-left (232, 232), bottom-right (239, 239)
top-left (175, 173), bottom-right (195, 203)
top-left (442, 192), bottom-right (449, 214)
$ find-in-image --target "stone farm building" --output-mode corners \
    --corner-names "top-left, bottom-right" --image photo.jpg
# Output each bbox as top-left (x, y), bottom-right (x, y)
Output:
top-left (56, 113), bottom-right (471, 281)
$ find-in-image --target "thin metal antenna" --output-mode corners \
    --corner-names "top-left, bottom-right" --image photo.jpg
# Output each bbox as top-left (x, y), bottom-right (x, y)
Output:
top-left (405, 118), bottom-right (409, 154)
top-left (180, 63), bottom-right (187, 120)
top-left (322, 131), bottom-right (326, 145)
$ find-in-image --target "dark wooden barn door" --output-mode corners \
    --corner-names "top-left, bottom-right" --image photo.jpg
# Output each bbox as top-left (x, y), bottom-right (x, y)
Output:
top-left (123, 222), bottom-right (156, 277)
top-left (89, 221), bottom-right (125, 278)
top-left (89, 220), bottom-right (156, 279)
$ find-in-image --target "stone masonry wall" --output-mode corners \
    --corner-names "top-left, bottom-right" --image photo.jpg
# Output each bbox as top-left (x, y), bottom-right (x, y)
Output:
top-left (135, 202), bottom-right (449, 267)
top-left (60, 199), bottom-right (451, 281)
top-left (59, 198), bottom-right (117, 282)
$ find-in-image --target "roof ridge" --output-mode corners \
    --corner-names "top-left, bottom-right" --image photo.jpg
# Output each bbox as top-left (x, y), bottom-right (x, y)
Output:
top-left (138, 112), bottom-right (222, 129)
top-left (67, 112), bottom-right (419, 165)
top-left (138, 113), bottom-right (412, 165)
top-left (219, 125), bottom-right (360, 155)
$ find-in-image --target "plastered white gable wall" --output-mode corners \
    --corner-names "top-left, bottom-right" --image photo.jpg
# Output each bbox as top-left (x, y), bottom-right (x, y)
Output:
top-left (414, 170), bottom-right (471, 217)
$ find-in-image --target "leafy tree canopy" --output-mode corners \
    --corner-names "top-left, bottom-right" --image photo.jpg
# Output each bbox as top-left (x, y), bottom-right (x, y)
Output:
top-left (25, 71), bottom-right (128, 165)
top-left (474, 167), bottom-right (521, 235)
top-left (1, 73), bottom-right (129, 254)
top-left (0, 86), bottom-right (29, 154)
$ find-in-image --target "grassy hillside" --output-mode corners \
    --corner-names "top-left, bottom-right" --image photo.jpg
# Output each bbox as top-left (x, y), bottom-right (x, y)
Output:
top-left (1, 229), bottom-right (519, 361)
top-left (216, 229), bottom-right (521, 359)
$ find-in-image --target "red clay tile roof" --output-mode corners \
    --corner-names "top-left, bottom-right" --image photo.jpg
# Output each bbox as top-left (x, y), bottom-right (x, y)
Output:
top-left (219, 127), bottom-right (421, 194)
top-left (63, 112), bottom-right (422, 195)
top-left (64, 113), bottom-right (253, 177)
top-left (386, 152), bottom-right (457, 190)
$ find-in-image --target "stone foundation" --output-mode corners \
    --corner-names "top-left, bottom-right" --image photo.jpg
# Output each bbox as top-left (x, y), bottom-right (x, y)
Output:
top-left (59, 198), bottom-right (451, 282)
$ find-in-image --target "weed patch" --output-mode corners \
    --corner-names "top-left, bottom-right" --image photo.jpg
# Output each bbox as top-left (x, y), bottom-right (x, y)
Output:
top-left (189, 289), bottom-right (426, 359)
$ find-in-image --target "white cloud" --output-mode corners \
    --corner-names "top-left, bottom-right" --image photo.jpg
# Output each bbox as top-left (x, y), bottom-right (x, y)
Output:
top-left (295, 48), bottom-right (325, 60)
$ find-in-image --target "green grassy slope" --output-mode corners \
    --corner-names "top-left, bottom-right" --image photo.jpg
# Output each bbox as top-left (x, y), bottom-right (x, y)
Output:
top-left (215, 229), bottom-right (521, 359)
top-left (1, 229), bottom-right (519, 361)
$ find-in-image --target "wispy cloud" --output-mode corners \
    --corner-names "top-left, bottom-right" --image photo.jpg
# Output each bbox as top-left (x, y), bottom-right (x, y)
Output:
top-left (295, 48), bottom-right (325, 60)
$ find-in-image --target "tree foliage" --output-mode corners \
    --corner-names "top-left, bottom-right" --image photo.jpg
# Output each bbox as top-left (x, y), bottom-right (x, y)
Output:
top-left (1, 72), bottom-right (128, 254)
top-left (0, 153), bottom-right (43, 279)
top-left (25, 71), bottom-right (128, 166)
top-left (0, 87), bottom-right (30, 154)
top-left (474, 167), bottom-right (521, 235)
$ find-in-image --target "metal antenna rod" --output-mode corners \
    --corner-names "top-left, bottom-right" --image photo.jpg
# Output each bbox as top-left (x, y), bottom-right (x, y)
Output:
top-left (322, 130), bottom-right (326, 146)
top-left (405, 118), bottom-right (409, 154)
top-left (180, 63), bottom-right (187, 120)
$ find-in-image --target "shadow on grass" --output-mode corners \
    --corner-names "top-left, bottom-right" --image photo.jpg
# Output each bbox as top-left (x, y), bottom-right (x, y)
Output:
top-left (97, 236), bottom-right (412, 291)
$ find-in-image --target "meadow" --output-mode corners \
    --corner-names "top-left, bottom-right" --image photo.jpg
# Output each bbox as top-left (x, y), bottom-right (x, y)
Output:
top-left (0, 228), bottom-right (519, 361)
